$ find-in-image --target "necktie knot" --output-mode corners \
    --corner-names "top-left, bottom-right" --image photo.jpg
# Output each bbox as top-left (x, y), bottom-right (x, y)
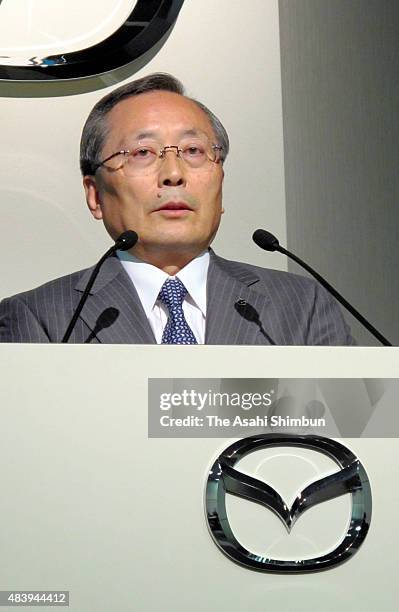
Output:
top-left (158, 277), bottom-right (188, 309)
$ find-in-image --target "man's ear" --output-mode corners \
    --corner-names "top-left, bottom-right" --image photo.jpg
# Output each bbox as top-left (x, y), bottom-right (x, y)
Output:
top-left (221, 168), bottom-right (225, 214)
top-left (220, 167), bottom-right (224, 215)
top-left (83, 175), bottom-right (103, 220)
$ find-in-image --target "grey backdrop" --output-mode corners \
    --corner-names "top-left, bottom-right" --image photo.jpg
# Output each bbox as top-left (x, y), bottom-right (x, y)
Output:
top-left (279, 0), bottom-right (399, 345)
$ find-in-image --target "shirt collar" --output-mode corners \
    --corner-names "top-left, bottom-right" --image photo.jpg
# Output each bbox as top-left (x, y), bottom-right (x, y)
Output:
top-left (117, 250), bottom-right (209, 317)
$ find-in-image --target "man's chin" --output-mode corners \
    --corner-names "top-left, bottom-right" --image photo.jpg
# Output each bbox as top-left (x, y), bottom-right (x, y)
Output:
top-left (152, 240), bottom-right (204, 253)
top-left (137, 235), bottom-right (208, 256)
top-left (148, 227), bottom-right (203, 249)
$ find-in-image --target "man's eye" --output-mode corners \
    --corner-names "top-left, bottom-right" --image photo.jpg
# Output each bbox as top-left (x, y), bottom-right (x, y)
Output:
top-left (128, 147), bottom-right (157, 164)
top-left (133, 148), bottom-right (153, 157)
top-left (184, 145), bottom-right (204, 156)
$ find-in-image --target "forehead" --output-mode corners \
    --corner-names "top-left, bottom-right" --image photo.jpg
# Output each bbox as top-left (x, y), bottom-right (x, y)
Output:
top-left (104, 90), bottom-right (216, 146)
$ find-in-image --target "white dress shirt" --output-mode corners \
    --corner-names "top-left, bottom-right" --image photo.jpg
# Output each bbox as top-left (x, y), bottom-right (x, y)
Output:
top-left (117, 250), bottom-right (209, 344)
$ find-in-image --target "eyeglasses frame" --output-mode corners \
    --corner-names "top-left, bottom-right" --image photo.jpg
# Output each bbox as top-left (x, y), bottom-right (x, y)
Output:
top-left (93, 142), bottom-right (224, 175)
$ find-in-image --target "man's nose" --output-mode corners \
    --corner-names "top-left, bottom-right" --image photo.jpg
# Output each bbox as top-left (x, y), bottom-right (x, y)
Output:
top-left (157, 150), bottom-right (186, 187)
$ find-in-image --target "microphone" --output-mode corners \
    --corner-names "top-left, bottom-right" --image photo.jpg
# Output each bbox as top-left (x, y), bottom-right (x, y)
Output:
top-left (252, 228), bottom-right (392, 346)
top-left (114, 231), bottom-right (139, 251)
top-left (252, 229), bottom-right (281, 252)
top-left (61, 230), bottom-right (138, 343)
top-left (234, 299), bottom-right (276, 345)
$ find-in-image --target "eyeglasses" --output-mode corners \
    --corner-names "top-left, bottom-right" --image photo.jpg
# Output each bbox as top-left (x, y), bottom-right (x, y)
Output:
top-left (94, 135), bottom-right (223, 177)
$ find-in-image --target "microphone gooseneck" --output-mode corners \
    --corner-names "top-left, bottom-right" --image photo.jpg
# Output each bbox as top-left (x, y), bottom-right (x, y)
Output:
top-left (61, 231), bottom-right (138, 343)
top-left (252, 228), bottom-right (392, 346)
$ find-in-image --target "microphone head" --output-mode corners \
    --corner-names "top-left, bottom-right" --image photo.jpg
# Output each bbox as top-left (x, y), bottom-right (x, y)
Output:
top-left (115, 230), bottom-right (138, 251)
top-left (252, 229), bottom-right (280, 252)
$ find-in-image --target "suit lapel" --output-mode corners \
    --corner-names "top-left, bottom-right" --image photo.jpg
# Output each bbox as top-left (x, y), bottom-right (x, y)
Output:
top-left (73, 251), bottom-right (274, 345)
top-left (205, 251), bottom-right (275, 345)
top-left (74, 255), bottom-right (155, 344)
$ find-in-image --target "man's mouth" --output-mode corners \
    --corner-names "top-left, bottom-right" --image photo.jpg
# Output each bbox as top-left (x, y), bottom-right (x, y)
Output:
top-left (153, 202), bottom-right (193, 217)
top-left (154, 202), bottom-right (193, 212)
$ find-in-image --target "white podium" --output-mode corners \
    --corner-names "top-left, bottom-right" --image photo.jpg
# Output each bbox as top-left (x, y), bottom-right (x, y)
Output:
top-left (0, 346), bottom-right (397, 611)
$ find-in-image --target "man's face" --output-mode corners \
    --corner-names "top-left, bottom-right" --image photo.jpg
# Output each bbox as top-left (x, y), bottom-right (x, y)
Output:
top-left (84, 91), bottom-right (224, 265)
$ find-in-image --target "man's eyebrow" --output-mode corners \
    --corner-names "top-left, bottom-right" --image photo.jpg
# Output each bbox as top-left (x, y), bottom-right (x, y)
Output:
top-left (179, 129), bottom-right (202, 137)
top-left (133, 131), bottom-right (159, 141)
top-left (130, 128), bottom-right (207, 141)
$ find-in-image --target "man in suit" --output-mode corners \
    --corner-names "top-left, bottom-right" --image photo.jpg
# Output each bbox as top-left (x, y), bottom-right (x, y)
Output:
top-left (0, 73), bottom-right (353, 345)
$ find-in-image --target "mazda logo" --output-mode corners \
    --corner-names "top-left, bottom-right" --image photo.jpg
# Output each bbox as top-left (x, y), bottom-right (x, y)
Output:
top-left (205, 434), bottom-right (371, 573)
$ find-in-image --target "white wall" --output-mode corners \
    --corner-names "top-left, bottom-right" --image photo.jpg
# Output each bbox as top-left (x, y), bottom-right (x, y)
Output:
top-left (0, 0), bottom-right (287, 299)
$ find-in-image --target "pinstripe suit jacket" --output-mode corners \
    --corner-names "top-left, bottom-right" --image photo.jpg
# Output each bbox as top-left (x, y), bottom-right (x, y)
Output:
top-left (0, 250), bottom-right (354, 345)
